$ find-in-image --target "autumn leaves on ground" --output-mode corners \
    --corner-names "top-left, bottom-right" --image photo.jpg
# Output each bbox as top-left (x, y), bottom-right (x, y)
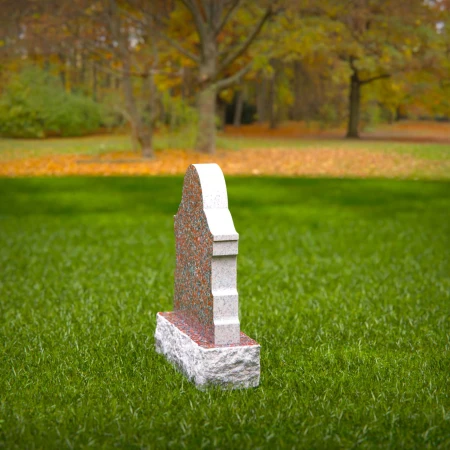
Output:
top-left (0, 121), bottom-right (449, 179)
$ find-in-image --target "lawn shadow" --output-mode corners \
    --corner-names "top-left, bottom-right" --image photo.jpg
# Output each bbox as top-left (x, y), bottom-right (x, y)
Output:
top-left (0, 176), bottom-right (448, 220)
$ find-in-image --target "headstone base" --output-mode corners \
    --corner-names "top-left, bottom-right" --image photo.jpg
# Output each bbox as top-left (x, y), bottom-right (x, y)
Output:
top-left (155, 313), bottom-right (260, 390)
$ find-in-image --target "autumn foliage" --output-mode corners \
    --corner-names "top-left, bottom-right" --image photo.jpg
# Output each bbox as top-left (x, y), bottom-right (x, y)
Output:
top-left (1, 0), bottom-right (448, 158)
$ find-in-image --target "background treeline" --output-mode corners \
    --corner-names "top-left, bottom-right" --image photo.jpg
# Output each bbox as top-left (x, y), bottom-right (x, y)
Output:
top-left (0, 0), bottom-right (449, 156)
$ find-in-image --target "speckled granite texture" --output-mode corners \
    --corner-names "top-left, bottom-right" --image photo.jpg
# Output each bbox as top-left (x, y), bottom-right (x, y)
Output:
top-left (174, 163), bottom-right (240, 345)
top-left (156, 163), bottom-right (260, 389)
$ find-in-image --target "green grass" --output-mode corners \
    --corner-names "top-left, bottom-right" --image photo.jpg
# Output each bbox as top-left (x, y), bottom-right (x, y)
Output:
top-left (1, 176), bottom-right (449, 449)
top-left (220, 138), bottom-right (450, 160)
top-left (0, 131), bottom-right (449, 161)
top-left (0, 134), bottom-right (134, 160)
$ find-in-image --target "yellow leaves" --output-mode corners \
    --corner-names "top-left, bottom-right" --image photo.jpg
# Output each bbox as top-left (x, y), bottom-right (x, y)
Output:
top-left (219, 88), bottom-right (234, 103)
top-left (391, 82), bottom-right (401, 92)
top-left (252, 55), bottom-right (272, 75)
top-left (0, 145), bottom-right (445, 179)
top-left (169, 5), bottom-right (196, 35)
top-left (154, 74), bottom-right (179, 91)
top-left (278, 82), bottom-right (293, 107)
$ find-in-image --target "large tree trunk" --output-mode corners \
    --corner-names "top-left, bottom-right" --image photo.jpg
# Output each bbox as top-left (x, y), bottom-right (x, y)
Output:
top-left (268, 59), bottom-right (281, 129)
top-left (170, 1), bottom-right (272, 152)
top-left (256, 78), bottom-right (270, 123)
top-left (196, 39), bottom-right (217, 154)
top-left (217, 97), bottom-right (227, 131)
top-left (292, 60), bottom-right (308, 121)
top-left (396, 105), bottom-right (407, 121)
top-left (233, 89), bottom-right (244, 127)
top-left (70, 49), bottom-right (77, 91)
top-left (268, 72), bottom-right (277, 129)
top-left (79, 50), bottom-right (86, 86)
top-left (196, 85), bottom-right (217, 154)
top-left (136, 128), bottom-right (153, 158)
top-left (108, 0), bottom-right (154, 159)
top-left (92, 62), bottom-right (97, 102)
top-left (122, 59), bottom-right (153, 158)
top-left (58, 53), bottom-right (66, 90)
top-left (346, 72), bottom-right (361, 138)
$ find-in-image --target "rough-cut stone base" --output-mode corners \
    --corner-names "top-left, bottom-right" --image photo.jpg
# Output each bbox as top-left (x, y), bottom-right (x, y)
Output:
top-left (155, 313), bottom-right (260, 389)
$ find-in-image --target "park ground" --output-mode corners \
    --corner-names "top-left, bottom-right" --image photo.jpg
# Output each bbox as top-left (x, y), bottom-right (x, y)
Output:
top-left (0, 121), bottom-right (449, 448)
top-left (0, 121), bottom-right (449, 179)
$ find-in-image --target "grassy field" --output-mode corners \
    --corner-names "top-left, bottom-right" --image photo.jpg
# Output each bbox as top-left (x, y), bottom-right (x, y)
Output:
top-left (0, 131), bottom-right (449, 161)
top-left (1, 176), bottom-right (449, 448)
top-left (1, 131), bottom-right (449, 179)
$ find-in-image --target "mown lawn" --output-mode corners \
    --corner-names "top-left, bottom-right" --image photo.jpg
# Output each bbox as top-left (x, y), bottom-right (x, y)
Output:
top-left (0, 176), bottom-right (449, 449)
top-left (0, 131), bottom-right (449, 161)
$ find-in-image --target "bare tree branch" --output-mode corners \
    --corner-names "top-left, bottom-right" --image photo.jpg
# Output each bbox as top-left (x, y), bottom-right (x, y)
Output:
top-left (349, 55), bottom-right (358, 74)
top-left (360, 73), bottom-right (390, 84)
top-left (217, 6), bottom-right (272, 73)
top-left (136, 9), bottom-right (200, 63)
top-left (179, 0), bottom-right (207, 46)
top-left (215, 0), bottom-right (241, 36)
top-left (197, 0), bottom-right (209, 22)
top-left (215, 60), bottom-right (252, 90)
top-left (211, 0), bottom-right (224, 30)
top-left (157, 29), bottom-right (200, 63)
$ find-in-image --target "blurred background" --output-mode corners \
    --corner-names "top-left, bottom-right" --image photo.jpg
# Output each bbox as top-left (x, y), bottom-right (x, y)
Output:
top-left (0, 0), bottom-right (448, 164)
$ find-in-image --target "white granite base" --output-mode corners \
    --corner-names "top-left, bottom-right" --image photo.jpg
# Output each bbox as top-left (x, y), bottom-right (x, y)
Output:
top-left (155, 313), bottom-right (260, 390)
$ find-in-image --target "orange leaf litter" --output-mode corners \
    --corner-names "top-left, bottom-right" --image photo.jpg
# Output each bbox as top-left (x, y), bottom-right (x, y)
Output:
top-left (0, 148), bottom-right (448, 179)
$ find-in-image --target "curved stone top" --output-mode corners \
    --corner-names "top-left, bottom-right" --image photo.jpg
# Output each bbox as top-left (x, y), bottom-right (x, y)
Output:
top-left (178, 164), bottom-right (238, 242)
top-left (173, 164), bottom-right (240, 343)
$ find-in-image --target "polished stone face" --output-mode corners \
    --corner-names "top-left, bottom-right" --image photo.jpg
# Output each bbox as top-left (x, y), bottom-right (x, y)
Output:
top-left (173, 164), bottom-right (240, 345)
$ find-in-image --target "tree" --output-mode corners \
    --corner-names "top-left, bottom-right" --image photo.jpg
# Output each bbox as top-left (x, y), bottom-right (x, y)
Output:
top-left (323, 0), bottom-right (442, 138)
top-left (106, 0), bottom-right (155, 158)
top-left (155, 0), bottom-right (275, 154)
top-left (2, 0), bottom-right (447, 147)
top-left (256, 2), bottom-right (343, 129)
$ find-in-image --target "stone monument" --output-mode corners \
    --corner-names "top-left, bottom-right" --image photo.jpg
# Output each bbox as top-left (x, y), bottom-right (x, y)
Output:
top-left (155, 163), bottom-right (260, 389)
